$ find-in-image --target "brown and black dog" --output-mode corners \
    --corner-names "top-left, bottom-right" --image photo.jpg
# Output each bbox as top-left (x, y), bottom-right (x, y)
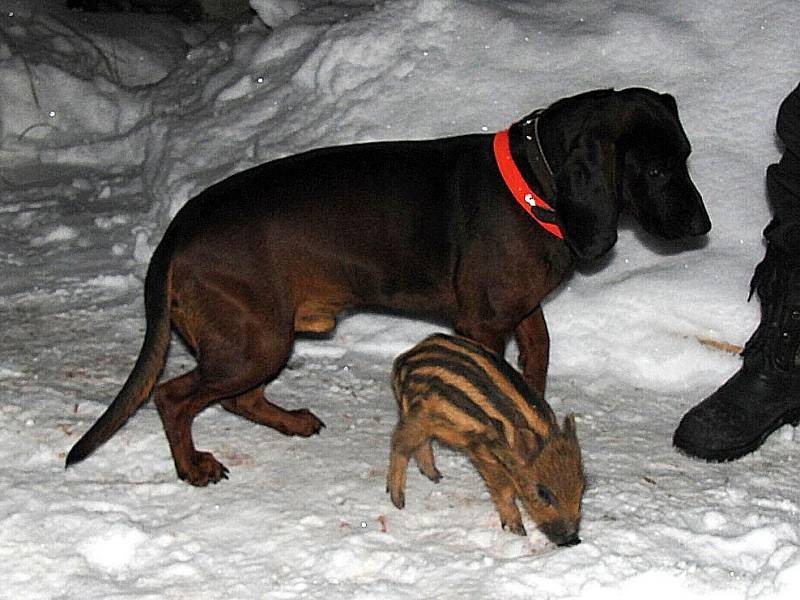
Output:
top-left (66, 87), bottom-right (710, 485)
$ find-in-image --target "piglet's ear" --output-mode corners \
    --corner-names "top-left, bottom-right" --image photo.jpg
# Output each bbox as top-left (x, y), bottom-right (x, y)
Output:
top-left (555, 135), bottom-right (619, 261)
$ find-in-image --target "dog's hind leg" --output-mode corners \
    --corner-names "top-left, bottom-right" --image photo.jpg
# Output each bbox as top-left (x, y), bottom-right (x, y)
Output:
top-left (154, 370), bottom-right (231, 486)
top-left (155, 345), bottom-right (296, 486)
top-left (221, 388), bottom-right (325, 436)
top-left (157, 284), bottom-right (299, 485)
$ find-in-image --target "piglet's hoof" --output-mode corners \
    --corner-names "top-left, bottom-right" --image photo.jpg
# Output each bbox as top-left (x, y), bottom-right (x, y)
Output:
top-left (388, 487), bottom-right (405, 510)
top-left (502, 521), bottom-right (527, 536)
top-left (180, 451), bottom-right (230, 486)
top-left (419, 465), bottom-right (442, 483)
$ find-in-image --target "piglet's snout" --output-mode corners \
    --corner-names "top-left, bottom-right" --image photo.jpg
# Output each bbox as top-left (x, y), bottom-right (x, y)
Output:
top-left (558, 534), bottom-right (581, 547)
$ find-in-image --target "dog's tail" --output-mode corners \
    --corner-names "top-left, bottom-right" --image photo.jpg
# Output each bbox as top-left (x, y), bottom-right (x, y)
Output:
top-left (66, 239), bottom-right (173, 468)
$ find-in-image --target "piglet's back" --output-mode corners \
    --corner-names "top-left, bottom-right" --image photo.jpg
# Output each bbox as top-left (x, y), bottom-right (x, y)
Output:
top-left (392, 333), bottom-right (557, 443)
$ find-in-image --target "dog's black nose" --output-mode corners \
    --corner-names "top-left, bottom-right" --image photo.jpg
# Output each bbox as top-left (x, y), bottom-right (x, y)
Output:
top-left (688, 208), bottom-right (712, 236)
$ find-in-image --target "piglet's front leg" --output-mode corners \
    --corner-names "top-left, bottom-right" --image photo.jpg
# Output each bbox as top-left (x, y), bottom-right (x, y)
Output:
top-left (515, 306), bottom-right (549, 397)
top-left (469, 446), bottom-right (526, 536)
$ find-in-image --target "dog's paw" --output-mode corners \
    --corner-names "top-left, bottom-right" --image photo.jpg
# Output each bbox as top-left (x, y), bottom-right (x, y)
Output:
top-left (286, 408), bottom-right (326, 437)
top-left (180, 451), bottom-right (230, 486)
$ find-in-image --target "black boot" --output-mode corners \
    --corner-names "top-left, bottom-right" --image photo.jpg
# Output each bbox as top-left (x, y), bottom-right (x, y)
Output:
top-left (674, 247), bottom-right (800, 460)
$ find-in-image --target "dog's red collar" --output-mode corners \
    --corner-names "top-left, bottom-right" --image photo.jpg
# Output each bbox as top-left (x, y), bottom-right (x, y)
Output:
top-left (493, 129), bottom-right (564, 240)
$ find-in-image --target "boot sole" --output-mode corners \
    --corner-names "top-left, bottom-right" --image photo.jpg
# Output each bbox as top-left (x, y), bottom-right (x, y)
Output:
top-left (674, 407), bottom-right (800, 462)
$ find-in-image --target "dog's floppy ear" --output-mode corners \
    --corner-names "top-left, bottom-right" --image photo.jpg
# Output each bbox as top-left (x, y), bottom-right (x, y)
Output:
top-left (555, 134), bottom-right (620, 261)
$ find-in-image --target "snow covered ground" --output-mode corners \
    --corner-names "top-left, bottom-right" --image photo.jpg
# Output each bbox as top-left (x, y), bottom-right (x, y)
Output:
top-left (1, 0), bottom-right (800, 598)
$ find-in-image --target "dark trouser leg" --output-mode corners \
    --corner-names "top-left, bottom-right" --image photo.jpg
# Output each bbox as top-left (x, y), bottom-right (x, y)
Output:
top-left (674, 83), bottom-right (800, 460)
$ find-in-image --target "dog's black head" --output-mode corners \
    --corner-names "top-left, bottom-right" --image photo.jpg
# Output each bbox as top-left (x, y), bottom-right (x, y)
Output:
top-left (536, 87), bottom-right (711, 261)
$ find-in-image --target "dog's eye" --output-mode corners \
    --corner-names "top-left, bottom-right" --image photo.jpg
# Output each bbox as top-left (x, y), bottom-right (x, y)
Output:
top-left (536, 484), bottom-right (555, 506)
top-left (647, 158), bottom-right (673, 179)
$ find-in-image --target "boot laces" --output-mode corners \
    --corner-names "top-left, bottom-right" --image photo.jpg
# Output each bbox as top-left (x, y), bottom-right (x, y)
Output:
top-left (743, 255), bottom-right (800, 372)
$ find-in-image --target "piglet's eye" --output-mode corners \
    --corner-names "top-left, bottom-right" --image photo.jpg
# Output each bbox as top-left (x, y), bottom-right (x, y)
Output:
top-left (536, 484), bottom-right (555, 506)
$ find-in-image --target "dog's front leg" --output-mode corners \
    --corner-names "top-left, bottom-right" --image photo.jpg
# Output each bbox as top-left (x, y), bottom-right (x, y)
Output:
top-left (515, 306), bottom-right (549, 396)
top-left (453, 321), bottom-right (507, 358)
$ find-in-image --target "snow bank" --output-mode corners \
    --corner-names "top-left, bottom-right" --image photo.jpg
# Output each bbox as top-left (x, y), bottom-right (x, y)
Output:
top-left (0, 0), bottom-right (195, 170)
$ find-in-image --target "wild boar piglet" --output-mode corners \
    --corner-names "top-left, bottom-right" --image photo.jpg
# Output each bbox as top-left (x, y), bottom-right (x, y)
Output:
top-left (387, 333), bottom-right (585, 546)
